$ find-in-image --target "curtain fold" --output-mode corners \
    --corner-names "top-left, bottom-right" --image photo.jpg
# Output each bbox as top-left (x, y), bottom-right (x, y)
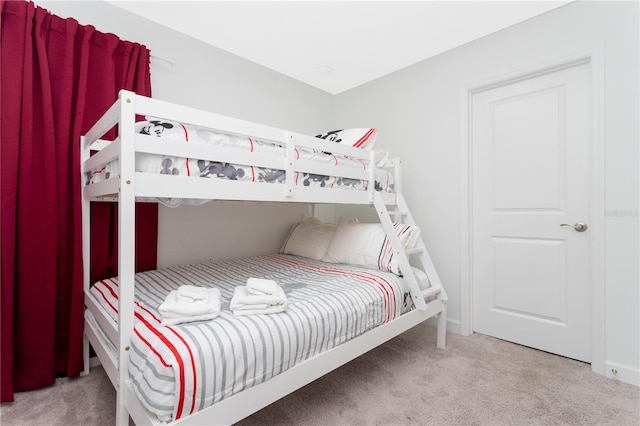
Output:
top-left (1, 1), bottom-right (157, 402)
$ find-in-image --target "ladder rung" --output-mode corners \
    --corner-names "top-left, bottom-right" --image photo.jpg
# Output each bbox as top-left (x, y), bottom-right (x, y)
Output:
top-left (389, 210), bottom-right (409, 216)
top-left (405, 247), bottom-right (425, 255)
top-left (421, 286), bottom-right (441, 299)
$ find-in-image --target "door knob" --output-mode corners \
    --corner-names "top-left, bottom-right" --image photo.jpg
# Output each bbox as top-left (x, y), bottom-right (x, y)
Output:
top-left (560, 222), bottom-right (588, 232)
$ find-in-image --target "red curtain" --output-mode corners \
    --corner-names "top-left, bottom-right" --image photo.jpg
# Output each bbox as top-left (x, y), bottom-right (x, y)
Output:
top-left (1, 1), bottom-right (158, 402)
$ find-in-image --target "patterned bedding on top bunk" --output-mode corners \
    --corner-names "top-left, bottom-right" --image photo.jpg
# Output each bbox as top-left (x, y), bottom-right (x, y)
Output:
top-left (85, 119), bottom-right (394, 203)
top-left (87, 254), bottom-right (411, 422)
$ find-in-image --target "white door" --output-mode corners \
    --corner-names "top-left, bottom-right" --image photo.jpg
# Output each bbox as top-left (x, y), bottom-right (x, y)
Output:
top-left (472, 62), bottom-right (591, 362)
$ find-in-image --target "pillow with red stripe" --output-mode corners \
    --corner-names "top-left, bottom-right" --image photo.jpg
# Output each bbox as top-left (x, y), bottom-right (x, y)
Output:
top-left (315, 128), bottom-right (378, 150)
top-left (322, 218), bottom-right (421, 275)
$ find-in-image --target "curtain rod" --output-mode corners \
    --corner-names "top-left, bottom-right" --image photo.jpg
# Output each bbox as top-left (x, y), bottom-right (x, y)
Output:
top-left (150, 55), bottom-right (174, 67)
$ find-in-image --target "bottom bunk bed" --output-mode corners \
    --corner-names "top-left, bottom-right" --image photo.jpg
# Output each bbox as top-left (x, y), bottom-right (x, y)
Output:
top-left (84, 237), bottom-right (447, 425)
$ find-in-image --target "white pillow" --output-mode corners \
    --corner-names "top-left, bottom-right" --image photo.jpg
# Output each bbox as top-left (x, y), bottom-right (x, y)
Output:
top-left (322, 219), bottom-right (421, 275)
top-left (280, 221), bottom-right (337, 261)
top-left (314, 128), bottom-right (378, 150)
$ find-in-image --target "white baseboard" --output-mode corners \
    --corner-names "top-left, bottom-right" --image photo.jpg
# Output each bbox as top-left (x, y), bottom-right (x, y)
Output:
top-left (426, 316), bottom-right (462, 335)
top-left (89, 355), bottom-right (102, 368)
top-left (604, 361), bottom-right (639, 387)
top-left (424, 319), bottom-right (639, 387)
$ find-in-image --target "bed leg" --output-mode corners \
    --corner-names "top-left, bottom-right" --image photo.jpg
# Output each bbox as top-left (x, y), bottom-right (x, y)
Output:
top-left (116, 393), bottom-right (130, 426)
top-left (81, 335), bottom-right (90, 376)
top-left (436, 302), bottom-right (447, 349)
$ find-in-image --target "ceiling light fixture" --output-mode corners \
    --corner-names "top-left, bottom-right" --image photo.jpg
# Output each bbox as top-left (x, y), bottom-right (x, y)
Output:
top-left (317, 65), bottom-right (333, 74)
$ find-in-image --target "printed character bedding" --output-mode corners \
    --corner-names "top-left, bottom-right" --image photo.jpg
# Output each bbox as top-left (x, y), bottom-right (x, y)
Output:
top-left (87, 254), bottom-right (411, 422)
top-left (85, 119), bottom-right (394, 207)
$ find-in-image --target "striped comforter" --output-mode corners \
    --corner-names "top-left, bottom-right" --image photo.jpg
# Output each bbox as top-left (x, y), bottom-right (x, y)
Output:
top-left (89, 254), bottom-right (411, 422)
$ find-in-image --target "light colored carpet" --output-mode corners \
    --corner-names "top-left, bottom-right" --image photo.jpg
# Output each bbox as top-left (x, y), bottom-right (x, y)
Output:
top-left (2, 324), bottom-right (638, 425)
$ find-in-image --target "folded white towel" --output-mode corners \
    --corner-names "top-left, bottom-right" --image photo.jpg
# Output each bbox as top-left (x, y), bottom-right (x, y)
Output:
top-left (177, 285), bottom-right (210, 303)
top-left (246, 278), bottom-right (279, 296)
top-left (232, 303), bottom-right (288, 317)
top-left (230, 286), bottom-right (288, 312)
top-left (159, 288), bottom-right (221, 320)
top-left (161, 312), bottom-right (219, 326)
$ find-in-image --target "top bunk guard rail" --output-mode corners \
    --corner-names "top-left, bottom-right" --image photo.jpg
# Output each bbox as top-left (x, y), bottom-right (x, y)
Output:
top-left (82, 90), bottom-right (397, 205)
top-left (82, 137), bottom-right (121, 175)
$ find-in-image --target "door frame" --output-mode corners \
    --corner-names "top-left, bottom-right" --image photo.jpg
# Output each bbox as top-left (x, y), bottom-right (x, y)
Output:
top-left (459, 47), bottom-right (605, 375)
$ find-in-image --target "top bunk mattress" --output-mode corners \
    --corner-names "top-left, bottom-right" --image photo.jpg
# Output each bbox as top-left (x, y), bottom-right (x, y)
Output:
top-left (85, 118), bottom-right (395, 207)
top-left (87, 254), bottom-right (412, 422)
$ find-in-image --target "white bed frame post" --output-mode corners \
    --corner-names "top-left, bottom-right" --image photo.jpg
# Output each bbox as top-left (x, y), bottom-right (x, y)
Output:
top-left (368, 150), bottom-right (376, 202)
top-left (116, 90), bottom-right (137, 425)
top-left (80, 134), bottom-right (91, 377)
top-left (285, 132), bottom-right (295, 198)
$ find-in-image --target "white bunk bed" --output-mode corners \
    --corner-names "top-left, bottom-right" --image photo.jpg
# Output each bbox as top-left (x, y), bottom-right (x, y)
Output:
top-left (81, 90), bottom-right (448, 425)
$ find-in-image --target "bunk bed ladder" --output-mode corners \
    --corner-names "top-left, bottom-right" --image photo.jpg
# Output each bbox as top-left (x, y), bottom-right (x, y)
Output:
top-left (373, 192), bottom-right (448, 347)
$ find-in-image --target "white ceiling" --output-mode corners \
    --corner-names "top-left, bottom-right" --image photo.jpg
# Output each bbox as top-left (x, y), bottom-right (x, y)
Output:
top-left (107, 1), bottom-right (572, 94)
